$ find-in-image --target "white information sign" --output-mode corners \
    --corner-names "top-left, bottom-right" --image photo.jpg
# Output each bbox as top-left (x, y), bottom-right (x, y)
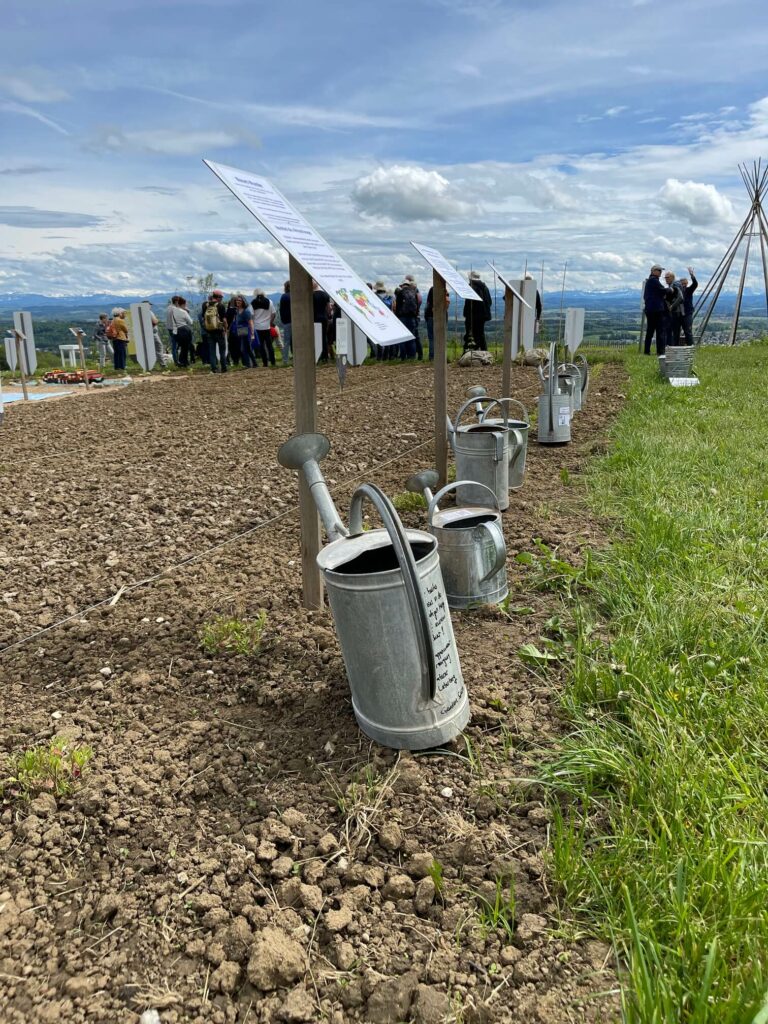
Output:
top-left (13, 312), bottom-right (36, 374)
top-left (3, 336), bottom-right (16, 372)
top-left (205, 161), bottom-right (412, 347)
top-left (340, 314), bottom-right (369, 367)
top-left (521, 278), bottom-right (538, 352)
top-left (410, 243), bottom-right (480, 301)
top-left (564, 308), bottom-right (586, 354)
top-left (314, 323), bottom-right (324, 363)
top-left (130, 302), bottom-right (157, 372)
top-left (669, 377), bottom-right (700, 387)
top-left (486, 264), bottom-right (531, 308)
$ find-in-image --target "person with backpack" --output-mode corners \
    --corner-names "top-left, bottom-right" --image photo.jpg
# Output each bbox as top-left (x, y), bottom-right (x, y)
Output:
top-left (463, 271), bottom-right (492, 352)
top-left (393, 275), bottom-right (421, 359)
top-left (202, 289), bottom-right (228, 373)
top-left (251, 289), bottom-right (276, 367)
top-left (109, 308), bottom-right (129, 372)
top-left (374, 281), bottom-right (393, 360)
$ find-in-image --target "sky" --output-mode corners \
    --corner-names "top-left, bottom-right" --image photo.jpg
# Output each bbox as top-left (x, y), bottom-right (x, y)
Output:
top-left (2, 0), bottom-right (768, 297)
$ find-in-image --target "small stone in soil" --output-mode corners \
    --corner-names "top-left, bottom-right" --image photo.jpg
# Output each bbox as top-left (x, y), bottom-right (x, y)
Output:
top-left (440, 787), bottom-right (453, 798)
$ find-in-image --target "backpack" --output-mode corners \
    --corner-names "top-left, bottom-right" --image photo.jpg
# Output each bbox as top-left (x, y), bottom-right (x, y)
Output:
top-left (105, 319), bottom-right (117, 339)
top-left (252, 294), bottom-right (270, 310)
top-left (397, 285), bottom-right (418, 317)
top-left (377, 291), bottom-right (393, 311)
top-left (203, 302), bottom-right (221, 331)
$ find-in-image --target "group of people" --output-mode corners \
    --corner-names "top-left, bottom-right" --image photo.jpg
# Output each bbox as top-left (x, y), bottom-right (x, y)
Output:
top-left (642, 264), bottom-right (698, 355)
top-left (91, 267), bottom-right (520, 374)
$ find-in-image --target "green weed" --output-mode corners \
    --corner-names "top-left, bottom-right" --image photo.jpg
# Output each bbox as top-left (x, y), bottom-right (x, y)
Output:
top-left (3, 737), bottom-right (93, 799)
top-left (200, 611), bottom-right (267, 656)
top-left (391, 491), bottom-right (428, 513)
top-left (472, 875), bottom-right (517, 940)
top-left (428, 858), bottom-right (445, 898)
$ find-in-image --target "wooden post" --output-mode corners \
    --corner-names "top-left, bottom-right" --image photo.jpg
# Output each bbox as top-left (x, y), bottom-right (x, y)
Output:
top-left (73, 329), bottom-right (91, 389)
top-left (501, 286), bottom-right (514, 398)
top-left (14, 331), bottom-right (29, 402)
top-left (433, 271), bottom-right (448, 488)
top-left (289, 255), bottom-right (323, 609)
top-left (729, 213), bottom-right (754, 346)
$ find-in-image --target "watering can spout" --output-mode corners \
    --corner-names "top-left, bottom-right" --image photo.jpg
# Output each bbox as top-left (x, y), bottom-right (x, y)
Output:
top-left (406, 469), bottom-right (439, 506)
top-left (277, 433), bottom-right (349, 542)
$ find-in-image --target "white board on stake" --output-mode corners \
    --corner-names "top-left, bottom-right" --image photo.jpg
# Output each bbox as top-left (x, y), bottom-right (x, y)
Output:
top-left (486, 264), bottom-right (531, 308)
top-left (340, 315), bottom-right (368, 367)
top-left (205, 161), bottom-right (412, 349)
top-left (411, 243), bottom-right (481, 302)
top-left (4, 336), bottom-right (16, 372)
top-left (564, 308), bottom-right (586, 354)
top-left (314, 323), bottom-right (324, 363)
top-left (521, 278), bottom-right (538, 352)
top-left (13, 312), bottom-right (36, 374)
top-left (130, 302), bottom-right (156, 372)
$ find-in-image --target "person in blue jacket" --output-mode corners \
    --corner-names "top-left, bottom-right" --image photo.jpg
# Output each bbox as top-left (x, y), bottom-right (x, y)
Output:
top-left (643, 264), bottom-right (674, 355)
top-left (676, 267), bottom-right (698, 345)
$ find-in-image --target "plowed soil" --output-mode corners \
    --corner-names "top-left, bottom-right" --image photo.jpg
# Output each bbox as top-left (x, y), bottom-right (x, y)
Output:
top-left (0, 360), bottom-right (625, 1024)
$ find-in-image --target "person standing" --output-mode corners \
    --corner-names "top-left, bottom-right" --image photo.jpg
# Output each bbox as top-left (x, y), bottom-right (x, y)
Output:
top-left (678, 267), bottom-right (698, 346)
top-left (642, 264), bottom-right (672, 355)
top-left (110, 308), bottom-right (129, 372)
top-left (373, 281), bottom-right (393, 360)
top-left (663, 271), bottom-right (684, 350)
top-left (463, 271), bottom-right (492, 351)
top-left (165, 296), bottom-right (179, 364)
top-left (279, 280), bottom-right (292, 364)
top-left (312, 281), bottom-right (332, 362)
top-left (251, 289), bottom-right (276, 367)
top-left (93, 313), bottom-right (111, 370)
top-left (202, 289), bottom-right (228, 373)
top-left (171, 297), bottom-right (194, 367)
top-left (231, 294), bottom-right (254, 366)
top-left (393, 275), bottom-right (421, 359)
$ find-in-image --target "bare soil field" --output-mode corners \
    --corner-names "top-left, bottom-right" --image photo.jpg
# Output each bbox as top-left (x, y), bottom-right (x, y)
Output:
top-left (0, 361), bottom-right (624, 1024)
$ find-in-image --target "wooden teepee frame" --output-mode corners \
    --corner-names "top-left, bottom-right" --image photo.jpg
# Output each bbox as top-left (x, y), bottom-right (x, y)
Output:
top-left (695, 160), bottom-right (768, 345)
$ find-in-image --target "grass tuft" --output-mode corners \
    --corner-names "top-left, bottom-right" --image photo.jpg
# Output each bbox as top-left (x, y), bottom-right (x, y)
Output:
top-left (200, 611), bottom-right (267, 656)
top-left (3, 737), bottom-right (93, 800)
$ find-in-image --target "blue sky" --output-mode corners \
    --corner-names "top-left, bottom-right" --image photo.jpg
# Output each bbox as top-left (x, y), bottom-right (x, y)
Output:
top-left (2, 0), bottom-right (768, 295)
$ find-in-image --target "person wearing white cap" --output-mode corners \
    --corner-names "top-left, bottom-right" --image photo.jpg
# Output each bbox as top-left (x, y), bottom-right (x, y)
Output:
top-left (642, 264), bottom-right (673, 356)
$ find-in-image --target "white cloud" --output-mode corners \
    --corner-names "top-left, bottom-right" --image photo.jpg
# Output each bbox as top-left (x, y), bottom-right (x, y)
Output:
top-left (0, 73), bottom-right (68, 104)
top-left (657, 178), bottom-right (735, 226)
top-left (190, 240), bottom-right (288, 272)
top-left (89, 127), bottom-right (259, 156)
top-left (352, 165), bottom-right (475, 222)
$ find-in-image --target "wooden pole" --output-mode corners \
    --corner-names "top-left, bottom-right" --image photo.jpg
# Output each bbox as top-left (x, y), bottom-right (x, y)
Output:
top-left (289, 255), bottom-right (323, 609)
top-left (729, 213), bottom-right (754, 346)
top-left (14, 331), bottom-right (29, 402)
top-left (695, 232), bottom-right (744, 344)
top-left (755, 202), bottom-right (768, 320)
top-left (433, 271), bottom-right (448, 488)
top-left (501, 285), bottom-right (514, 398)
top-left (73, 329), bottom-right (91, 389)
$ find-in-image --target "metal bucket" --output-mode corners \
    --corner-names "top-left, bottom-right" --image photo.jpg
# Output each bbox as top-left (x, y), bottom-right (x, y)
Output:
top-left (574, 354), bottom-right (589, 408)
top-left (318, 486), bottom-right (468, 749)
top-left (661, 346), bottom-right (694, 378)
top-left (448, 398), bottom-right (514, 510)
top-left (427, 482), bottom-right (507, 609)
top-left (560, 363), bottom-right (581, 413)
top-left (537, 345), bottom-right (571, 444)
top-left (479, 398), bottom-right (530, 490)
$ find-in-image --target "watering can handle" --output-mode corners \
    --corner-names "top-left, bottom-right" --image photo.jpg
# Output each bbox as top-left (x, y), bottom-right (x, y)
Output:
top-left (474, 520), bottom-right (507, 582)
top-left (480, 397), bottom-right (529, 425)
top-left (453, 396), bottom-right (506, 434)
top-left (348, 483), bottom-right (437, 704)
top-left (507, 428), bottom-right (526, 470)
top-left (427, 480), bottom-right (500, 528)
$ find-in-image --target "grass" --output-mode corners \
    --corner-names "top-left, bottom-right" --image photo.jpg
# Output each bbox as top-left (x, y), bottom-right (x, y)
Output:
top-left (3, 737), bottom-right (93, 800)
top-left (391, 490), bottom-right (428, 513)
top-left (200, 611), bottom-right (267, 656)
top-left (537, 342), bottom-right (768, 1022)
top-left (472, 874), bottom-right (517, 941)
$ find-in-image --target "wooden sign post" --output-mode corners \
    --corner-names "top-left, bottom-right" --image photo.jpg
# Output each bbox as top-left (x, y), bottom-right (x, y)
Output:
top-left (411, 243), bottom-right (482, 488)
top-left (290, 255), bottom-right (323, 608)
top-left (70, 328), bottom-right (91, 389)
top-left (487, 264), bottom-right (531, 400)
top-left (203, 161), bottom-right (412, 608)
top-left (432, 272), bottom-right (448, 486)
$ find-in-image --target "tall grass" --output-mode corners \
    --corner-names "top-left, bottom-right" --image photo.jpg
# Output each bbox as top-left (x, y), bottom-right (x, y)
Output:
top-left (540, 343), bottom-right (768, 1022)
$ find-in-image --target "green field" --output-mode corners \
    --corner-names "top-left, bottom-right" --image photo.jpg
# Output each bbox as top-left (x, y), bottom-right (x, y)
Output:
top-left (537, 343), bottom-right (768, 1021)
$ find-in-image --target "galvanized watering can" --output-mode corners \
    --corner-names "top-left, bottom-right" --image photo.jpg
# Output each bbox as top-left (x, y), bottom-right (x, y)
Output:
top-left (465, 386), bottom-right (530, 490)
top-left (537, 344), bottom-right (571, 445)
top-left (406, 470), bottom-right (508, 610)
top-left (558, 362), bottom-right (582, 413)
top-left (447, 398), bottom-right (513, 511)
top-left (574, 354), bottom-right (589, 408)
top-left (278, 433), bottom-right (469, 751)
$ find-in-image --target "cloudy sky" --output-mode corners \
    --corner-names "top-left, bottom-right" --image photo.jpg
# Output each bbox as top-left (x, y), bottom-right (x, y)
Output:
top-left (2, 0), bottom-right (768, 296)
